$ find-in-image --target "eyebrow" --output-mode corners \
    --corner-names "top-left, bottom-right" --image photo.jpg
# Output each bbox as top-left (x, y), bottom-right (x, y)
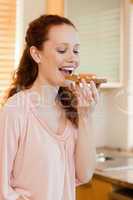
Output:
top-left (56, 42), bottom-right (80, 47)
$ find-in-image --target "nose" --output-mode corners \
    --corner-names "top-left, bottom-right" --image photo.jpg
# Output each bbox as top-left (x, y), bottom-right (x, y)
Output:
top-left (65, 50), bottom-right (79, 64)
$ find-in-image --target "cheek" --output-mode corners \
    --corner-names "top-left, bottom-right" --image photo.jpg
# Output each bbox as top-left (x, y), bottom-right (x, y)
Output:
top-left (53, 53), bottom-right (64, 65)
top-left (40, 52), bottom-right (64, 75)
top-left (55, 50), bottom-right (66, 61)
top-left (46, 54), bottom-right (63, 68)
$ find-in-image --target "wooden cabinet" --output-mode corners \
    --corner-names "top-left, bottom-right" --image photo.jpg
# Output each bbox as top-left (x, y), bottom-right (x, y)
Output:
top-left (45, 0), bottom-right (64, 16)
top-left (76, 177), bottom-right (113, 200)
top-left (76, 181), bottom-right (94, 200)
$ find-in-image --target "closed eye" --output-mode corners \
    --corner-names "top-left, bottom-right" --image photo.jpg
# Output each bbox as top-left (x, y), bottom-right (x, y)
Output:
top-left (73, 50), bottom-right (80, 54)
top-left (57, 49), bottom-right (80, 54)
top-left (57, 50), bottom-right (66, 54)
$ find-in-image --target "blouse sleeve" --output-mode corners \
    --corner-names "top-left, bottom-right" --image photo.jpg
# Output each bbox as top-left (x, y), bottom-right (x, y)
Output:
top-left (0, 106), bottom-right (29, 200)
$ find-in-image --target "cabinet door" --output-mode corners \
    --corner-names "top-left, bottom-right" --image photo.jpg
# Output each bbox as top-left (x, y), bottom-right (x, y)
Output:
top-left (76, 181), bottom-right (94, 200)
top-left (45, 0), bottom-right (64, 15)
top-left (92, 177), bottom-right (113, 200)
top-left (76, 177), bottom-right (113, 200)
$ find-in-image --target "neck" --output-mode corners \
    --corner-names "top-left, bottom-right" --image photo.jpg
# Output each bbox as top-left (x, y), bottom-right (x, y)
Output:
top-left (28, 79), bottom-right (59, 107)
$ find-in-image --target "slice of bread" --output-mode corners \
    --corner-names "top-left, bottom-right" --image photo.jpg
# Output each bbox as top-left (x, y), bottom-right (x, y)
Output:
top-left (65, 73), bottom-right (107, 84)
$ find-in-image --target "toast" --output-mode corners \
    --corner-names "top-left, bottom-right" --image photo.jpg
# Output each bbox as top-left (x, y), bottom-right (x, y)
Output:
top-left (65, 73), bottom-right (107, 85)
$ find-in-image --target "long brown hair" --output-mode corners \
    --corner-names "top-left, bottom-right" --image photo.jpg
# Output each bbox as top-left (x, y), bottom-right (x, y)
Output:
top-left (2, 14), bottom-right (79, 128)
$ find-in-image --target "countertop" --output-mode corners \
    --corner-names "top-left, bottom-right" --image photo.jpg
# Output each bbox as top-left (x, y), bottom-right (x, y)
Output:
top-left (95, 147), bottom-right (133, 189)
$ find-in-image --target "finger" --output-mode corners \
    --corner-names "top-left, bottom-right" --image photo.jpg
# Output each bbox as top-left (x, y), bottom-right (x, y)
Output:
top-left (83, 79), bottom-right (94, 101)
top-left (69, 81), bottom-right (76, 92)
top-left (90, 81), bottom-right (99, 103)
top-left (75, 80), bottom-right (84, 107)
top-left (80, 79), bottom-right (93, 106)
top-left (80, 79), bottom-right (89, 99)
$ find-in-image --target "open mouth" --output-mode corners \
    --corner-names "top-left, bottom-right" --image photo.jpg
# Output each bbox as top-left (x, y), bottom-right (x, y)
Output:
top-left (59, 67), bottom-right (74, 76)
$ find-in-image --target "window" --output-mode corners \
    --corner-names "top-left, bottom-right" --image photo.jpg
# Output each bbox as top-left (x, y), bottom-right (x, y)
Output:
top-left (0, 0), bottom-right (17, 96)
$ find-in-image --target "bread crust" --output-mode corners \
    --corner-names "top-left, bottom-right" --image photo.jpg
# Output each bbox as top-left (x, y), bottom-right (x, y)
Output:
top-left (65, 74), bottom-right (107, 84)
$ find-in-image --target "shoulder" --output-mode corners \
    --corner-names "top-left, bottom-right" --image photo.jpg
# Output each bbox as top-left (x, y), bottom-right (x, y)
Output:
top-left (0, 91), bottom-right (30, 119)
top-left (0, 91), bottom-right (31, 139)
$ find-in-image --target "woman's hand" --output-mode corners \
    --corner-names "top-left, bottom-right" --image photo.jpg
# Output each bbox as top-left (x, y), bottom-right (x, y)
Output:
top-left (70, 79), bottom-right (99, 118)
top-left (17, 197), bottom-right (25, 200)
top-left (17, 196), bottom-right (29, 200)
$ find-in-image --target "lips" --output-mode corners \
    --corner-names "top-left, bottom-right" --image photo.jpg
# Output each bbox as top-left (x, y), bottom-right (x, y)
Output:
top-left (59, 66), bottom-right (75, 75)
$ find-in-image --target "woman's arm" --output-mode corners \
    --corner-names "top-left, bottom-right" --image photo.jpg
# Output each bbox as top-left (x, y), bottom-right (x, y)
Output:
top-left (17, 197), bottom-right (26, 200)
top-left (73, 80), bottom-right (99, 183)
top-left (0, 105), bottom-right (30, 200)
top-left (75, 114), bottom-right (96, 183)
top-left (17, 196), bottom-right (30, 200)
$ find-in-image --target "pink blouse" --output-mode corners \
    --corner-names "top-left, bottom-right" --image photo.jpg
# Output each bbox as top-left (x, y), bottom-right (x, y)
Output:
top-left (0, 91), bottom-right (81, 200)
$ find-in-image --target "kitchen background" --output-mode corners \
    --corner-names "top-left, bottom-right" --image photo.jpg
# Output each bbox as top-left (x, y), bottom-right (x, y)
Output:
top-left (0, 0), bottom-right (133, 150)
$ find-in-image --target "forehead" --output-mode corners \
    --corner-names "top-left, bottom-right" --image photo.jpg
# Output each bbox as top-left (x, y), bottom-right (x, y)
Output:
top-left (47, 24), bottom-right (80, 45)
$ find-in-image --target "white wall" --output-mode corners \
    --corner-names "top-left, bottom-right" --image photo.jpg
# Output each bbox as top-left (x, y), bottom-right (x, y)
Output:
top-left (127, 4), bottom-right (133, 148)
top-left (17, 0), bottom-right (45, 56)
top-left (23, 0), bottom-right (46, 35)
top-left (94, 89), bottom-right (129, 148)
top-left (95, 0), bottom-right (129, 149)
top-left (95, 1), bottom-right (133, 150)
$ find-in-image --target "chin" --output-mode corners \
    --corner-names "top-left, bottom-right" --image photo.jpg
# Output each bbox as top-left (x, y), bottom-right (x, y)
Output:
top-left (55, 77), bottom-right (66, 87)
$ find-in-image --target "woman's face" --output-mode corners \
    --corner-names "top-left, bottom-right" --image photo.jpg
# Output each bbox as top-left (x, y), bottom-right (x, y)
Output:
top-left (37, 24), bottom-right (80, 86)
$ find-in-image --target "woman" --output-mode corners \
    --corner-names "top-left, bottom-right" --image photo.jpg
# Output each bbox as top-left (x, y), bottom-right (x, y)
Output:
top-left (0, 15), bottom-right (99, 200)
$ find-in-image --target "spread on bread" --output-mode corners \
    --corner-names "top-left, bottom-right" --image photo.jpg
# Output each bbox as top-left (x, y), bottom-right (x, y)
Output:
top-left (65, 73), bottom-right (107, 85)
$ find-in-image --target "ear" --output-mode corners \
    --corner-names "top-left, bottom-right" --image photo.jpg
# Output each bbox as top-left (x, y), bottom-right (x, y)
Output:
top-left (30, 46), bottom-right (41, 64)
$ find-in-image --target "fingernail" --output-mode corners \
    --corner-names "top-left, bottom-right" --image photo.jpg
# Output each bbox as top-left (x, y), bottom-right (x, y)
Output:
top-left (81, 78), bottom-right (86, 83)
top-left (72, 82), bottom-right (76, 88)
top-left (79, 82), bottom-right (83, 88)
top-left (90, 80), bottom-right (94, 85)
